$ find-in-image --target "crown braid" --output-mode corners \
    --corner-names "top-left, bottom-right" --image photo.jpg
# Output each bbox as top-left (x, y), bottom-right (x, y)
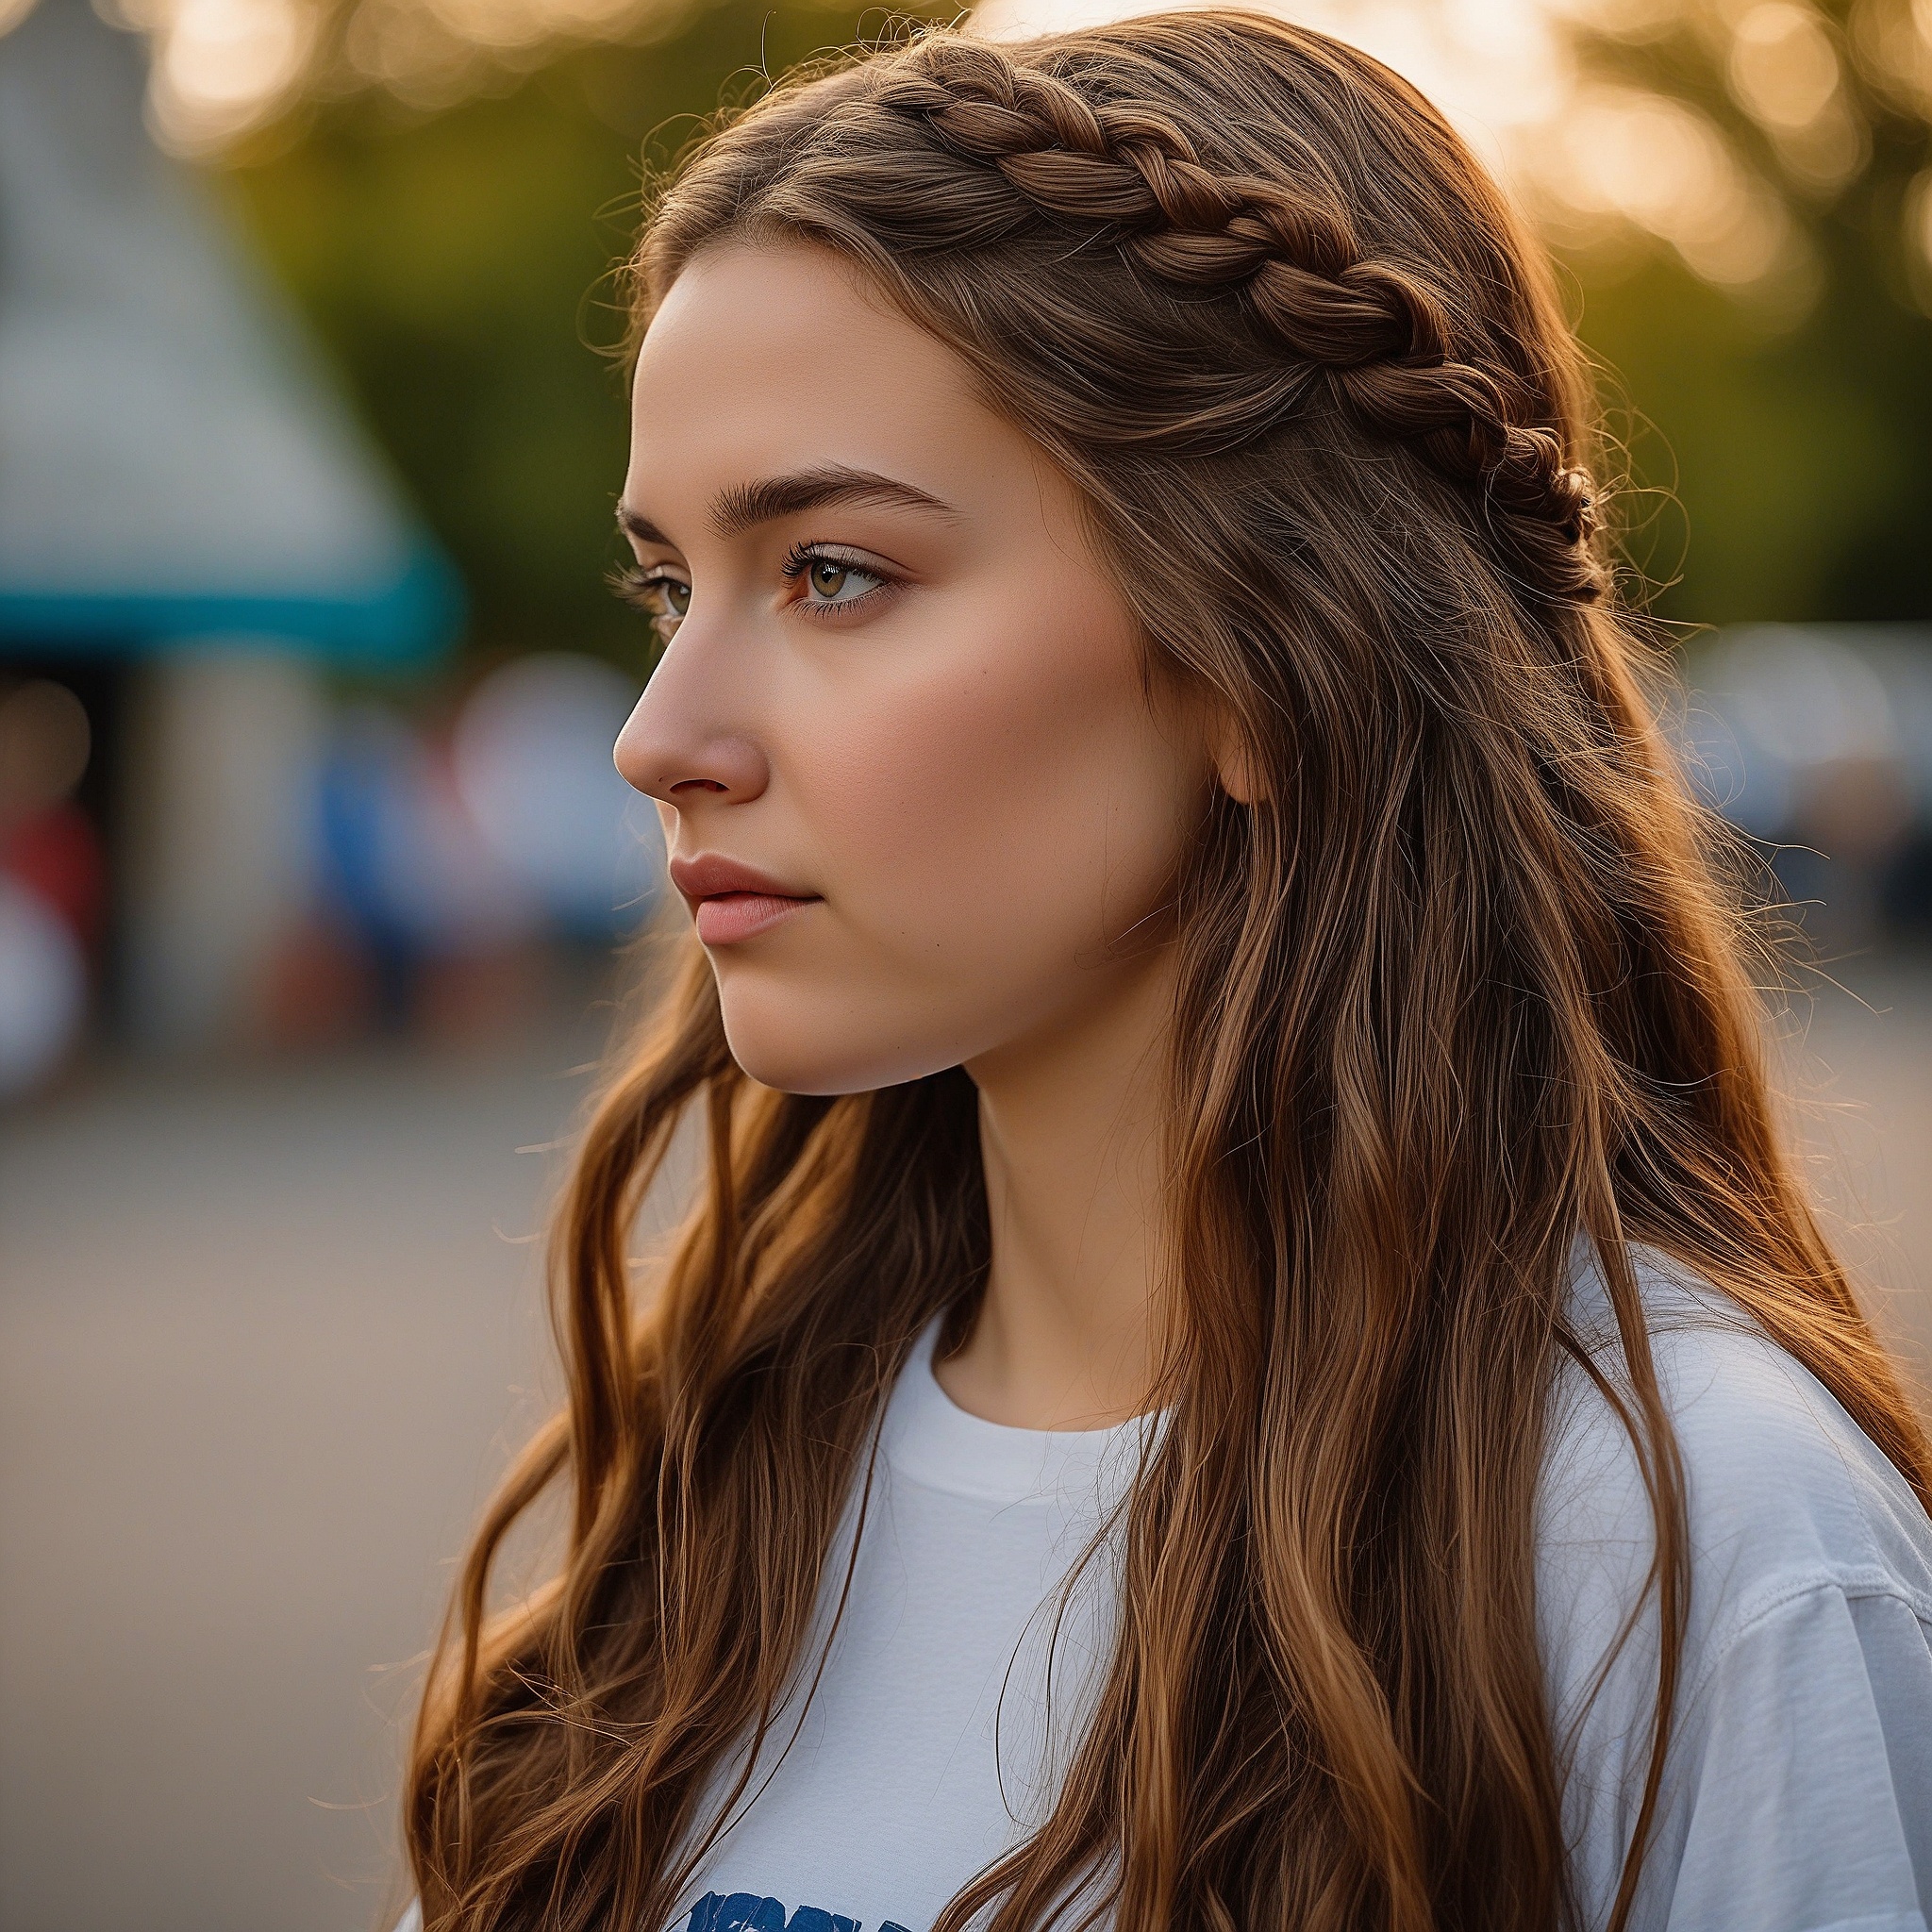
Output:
top-left (856, 38), bottom-right (1604, 605)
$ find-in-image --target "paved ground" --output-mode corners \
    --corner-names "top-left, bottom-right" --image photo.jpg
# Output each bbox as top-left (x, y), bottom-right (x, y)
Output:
top-left (1, 960), bottom-right (1928, 1932)
top-left (0, 1032), bottom-right (600, 1932)
top-left (1771, 957), bottom-right (1932, 1376)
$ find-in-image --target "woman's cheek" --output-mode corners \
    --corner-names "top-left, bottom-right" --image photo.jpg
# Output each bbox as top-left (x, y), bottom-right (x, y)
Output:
top-left (796, 619), bottom-right (1163, 973)
top-left (801, 699), bottom-right (1022, 959)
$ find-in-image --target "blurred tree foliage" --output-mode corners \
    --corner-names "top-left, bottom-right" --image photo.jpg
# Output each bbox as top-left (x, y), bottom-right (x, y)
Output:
top-left (1583, 256), bottom-right (1929, 621)
top-left (225, 0), bottom-right (945, 668)
top-left (222, 0), bottom-right (1932, 660)
top-left (1567, 0), bottom-right (1932, 620)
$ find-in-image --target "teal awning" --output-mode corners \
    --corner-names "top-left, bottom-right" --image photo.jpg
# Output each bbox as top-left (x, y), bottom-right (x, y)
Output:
top-left (0, 549), bottom-right (460, 664)
top-left (0, 0), bottom-right (461, 666)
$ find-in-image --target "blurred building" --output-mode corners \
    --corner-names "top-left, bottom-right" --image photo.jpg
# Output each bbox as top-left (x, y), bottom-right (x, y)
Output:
top-left (0, 0), bottom-right (459, 1076)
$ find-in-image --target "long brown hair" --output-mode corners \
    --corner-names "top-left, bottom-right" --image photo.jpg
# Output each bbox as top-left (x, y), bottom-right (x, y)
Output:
top-left (406, 16), bottom-right (1932, 1932)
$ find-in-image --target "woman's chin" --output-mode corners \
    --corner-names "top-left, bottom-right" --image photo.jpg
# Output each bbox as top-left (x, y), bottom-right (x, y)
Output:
top-left (719, 1008), bottom-right (963, 1099)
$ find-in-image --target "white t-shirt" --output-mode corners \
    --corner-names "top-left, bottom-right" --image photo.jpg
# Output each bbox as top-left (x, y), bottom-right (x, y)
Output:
top-left (1541, 1257), bottom-right (1932, 1930)
top-left (668, 1320), bottom-right (1142, 1932)
top-left (400, 1255), bottom-right (1932, 1932)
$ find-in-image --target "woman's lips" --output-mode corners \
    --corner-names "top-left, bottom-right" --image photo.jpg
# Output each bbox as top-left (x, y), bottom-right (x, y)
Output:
top-left (692, 891), bottom-right (813, 946)
top-left (668, 854), bottom-right (820, 948)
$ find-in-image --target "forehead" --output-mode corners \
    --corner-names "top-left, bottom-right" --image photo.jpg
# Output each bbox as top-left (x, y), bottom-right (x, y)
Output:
top-left (625, 242), bottom-right (1018, 514)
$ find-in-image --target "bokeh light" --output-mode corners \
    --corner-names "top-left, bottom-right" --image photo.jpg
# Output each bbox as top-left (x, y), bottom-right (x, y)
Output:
top-left (53, 0), bottom-right (1930, 333)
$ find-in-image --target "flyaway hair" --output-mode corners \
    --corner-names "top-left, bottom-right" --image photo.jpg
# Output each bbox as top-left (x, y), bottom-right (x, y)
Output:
top-left (406, 15), bottom-right (1932, 1932)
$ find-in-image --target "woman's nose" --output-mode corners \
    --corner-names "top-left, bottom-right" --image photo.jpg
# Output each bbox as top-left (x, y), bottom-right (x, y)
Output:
top-left (613, 683), bottom-right (769, 808)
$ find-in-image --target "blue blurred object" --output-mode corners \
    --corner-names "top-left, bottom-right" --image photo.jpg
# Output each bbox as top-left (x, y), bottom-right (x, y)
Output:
top-left (316, 706), bottom-right (534, 1023)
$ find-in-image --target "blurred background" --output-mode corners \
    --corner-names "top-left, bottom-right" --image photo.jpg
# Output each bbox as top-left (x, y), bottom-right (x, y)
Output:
top-left (0, 0), bottom-right (1928, 1921)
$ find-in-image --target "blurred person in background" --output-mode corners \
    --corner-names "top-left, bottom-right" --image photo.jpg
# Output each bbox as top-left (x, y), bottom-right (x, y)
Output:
top-left (399, 15), bottom-right (1932, 1932)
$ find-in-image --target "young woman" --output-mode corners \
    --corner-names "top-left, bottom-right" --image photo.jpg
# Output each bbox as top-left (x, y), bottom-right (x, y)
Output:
top-left (403, 14), bottom-right (1932, 1931)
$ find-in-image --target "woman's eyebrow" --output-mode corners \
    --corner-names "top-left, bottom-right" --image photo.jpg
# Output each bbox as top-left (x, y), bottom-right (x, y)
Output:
top-left (711, 466), bottom-right (959, 537)
top-left (616, 467), bottom-right (959, 552)
top-left (616, 505), bottom-right (669, 545)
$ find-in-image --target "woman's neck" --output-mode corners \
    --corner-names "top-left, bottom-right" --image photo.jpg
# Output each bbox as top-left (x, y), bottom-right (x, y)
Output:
top-left (937, 944), bottom-right (1177, 1431)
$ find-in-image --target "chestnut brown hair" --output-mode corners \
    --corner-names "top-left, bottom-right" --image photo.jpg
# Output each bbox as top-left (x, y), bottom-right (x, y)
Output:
top-left (406, 15), bottom-right (1932, 1931)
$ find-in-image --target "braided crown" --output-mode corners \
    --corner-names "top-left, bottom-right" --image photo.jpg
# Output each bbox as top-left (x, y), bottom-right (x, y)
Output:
top-left (853, 39), bottom-right (1604, 606)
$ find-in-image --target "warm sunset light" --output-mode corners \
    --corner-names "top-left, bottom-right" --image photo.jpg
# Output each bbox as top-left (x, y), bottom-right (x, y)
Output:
top-left (5, 0), bottom-right (1931, 1919)
top-left (71, 0), bottom-right (1930, 317)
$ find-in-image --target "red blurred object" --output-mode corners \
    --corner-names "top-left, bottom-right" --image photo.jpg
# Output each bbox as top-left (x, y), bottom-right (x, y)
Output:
top-left (2, 802), bottom-right (106, 950)
top-left (253, 913), bottom-right (378, 1049)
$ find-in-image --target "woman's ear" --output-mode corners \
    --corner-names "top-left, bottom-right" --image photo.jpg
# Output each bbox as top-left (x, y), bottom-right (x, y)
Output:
top-left (1207, 705), bottom-right (1268, 806)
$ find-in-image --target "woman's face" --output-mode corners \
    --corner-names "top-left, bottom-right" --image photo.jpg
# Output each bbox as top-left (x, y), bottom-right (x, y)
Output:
top-left (614, 242), bottom-right (1221, 1095)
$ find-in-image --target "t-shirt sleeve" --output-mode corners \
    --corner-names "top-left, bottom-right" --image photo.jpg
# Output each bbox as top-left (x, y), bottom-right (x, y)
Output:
top-left (1646, 1582), bottom-right (1932, 1932)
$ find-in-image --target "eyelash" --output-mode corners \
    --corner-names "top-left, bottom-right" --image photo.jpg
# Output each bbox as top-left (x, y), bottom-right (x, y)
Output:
top-left (778, 542), bottom-right (895, 617)
top-left (610, 544), bottom-right (899, 635)
top-left (610, 561), bottom-right (686, 625)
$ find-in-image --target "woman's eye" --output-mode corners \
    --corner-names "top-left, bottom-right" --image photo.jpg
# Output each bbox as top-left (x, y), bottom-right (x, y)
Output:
top-left (617, 568), bottom-right (691, 639)
top-left (801, 557), bottom-right (883, 606)
top-left (648, 575), bottom-right (692, 620)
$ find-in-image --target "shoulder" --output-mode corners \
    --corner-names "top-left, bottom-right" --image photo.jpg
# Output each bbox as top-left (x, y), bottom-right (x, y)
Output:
top-left (1539, 1245), bottom-right (1932, 1685)
top-left (1539, 1245), bottom-right (1932, 1699)
top-left (1539, 1246), bottom-right (1932, 1929)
